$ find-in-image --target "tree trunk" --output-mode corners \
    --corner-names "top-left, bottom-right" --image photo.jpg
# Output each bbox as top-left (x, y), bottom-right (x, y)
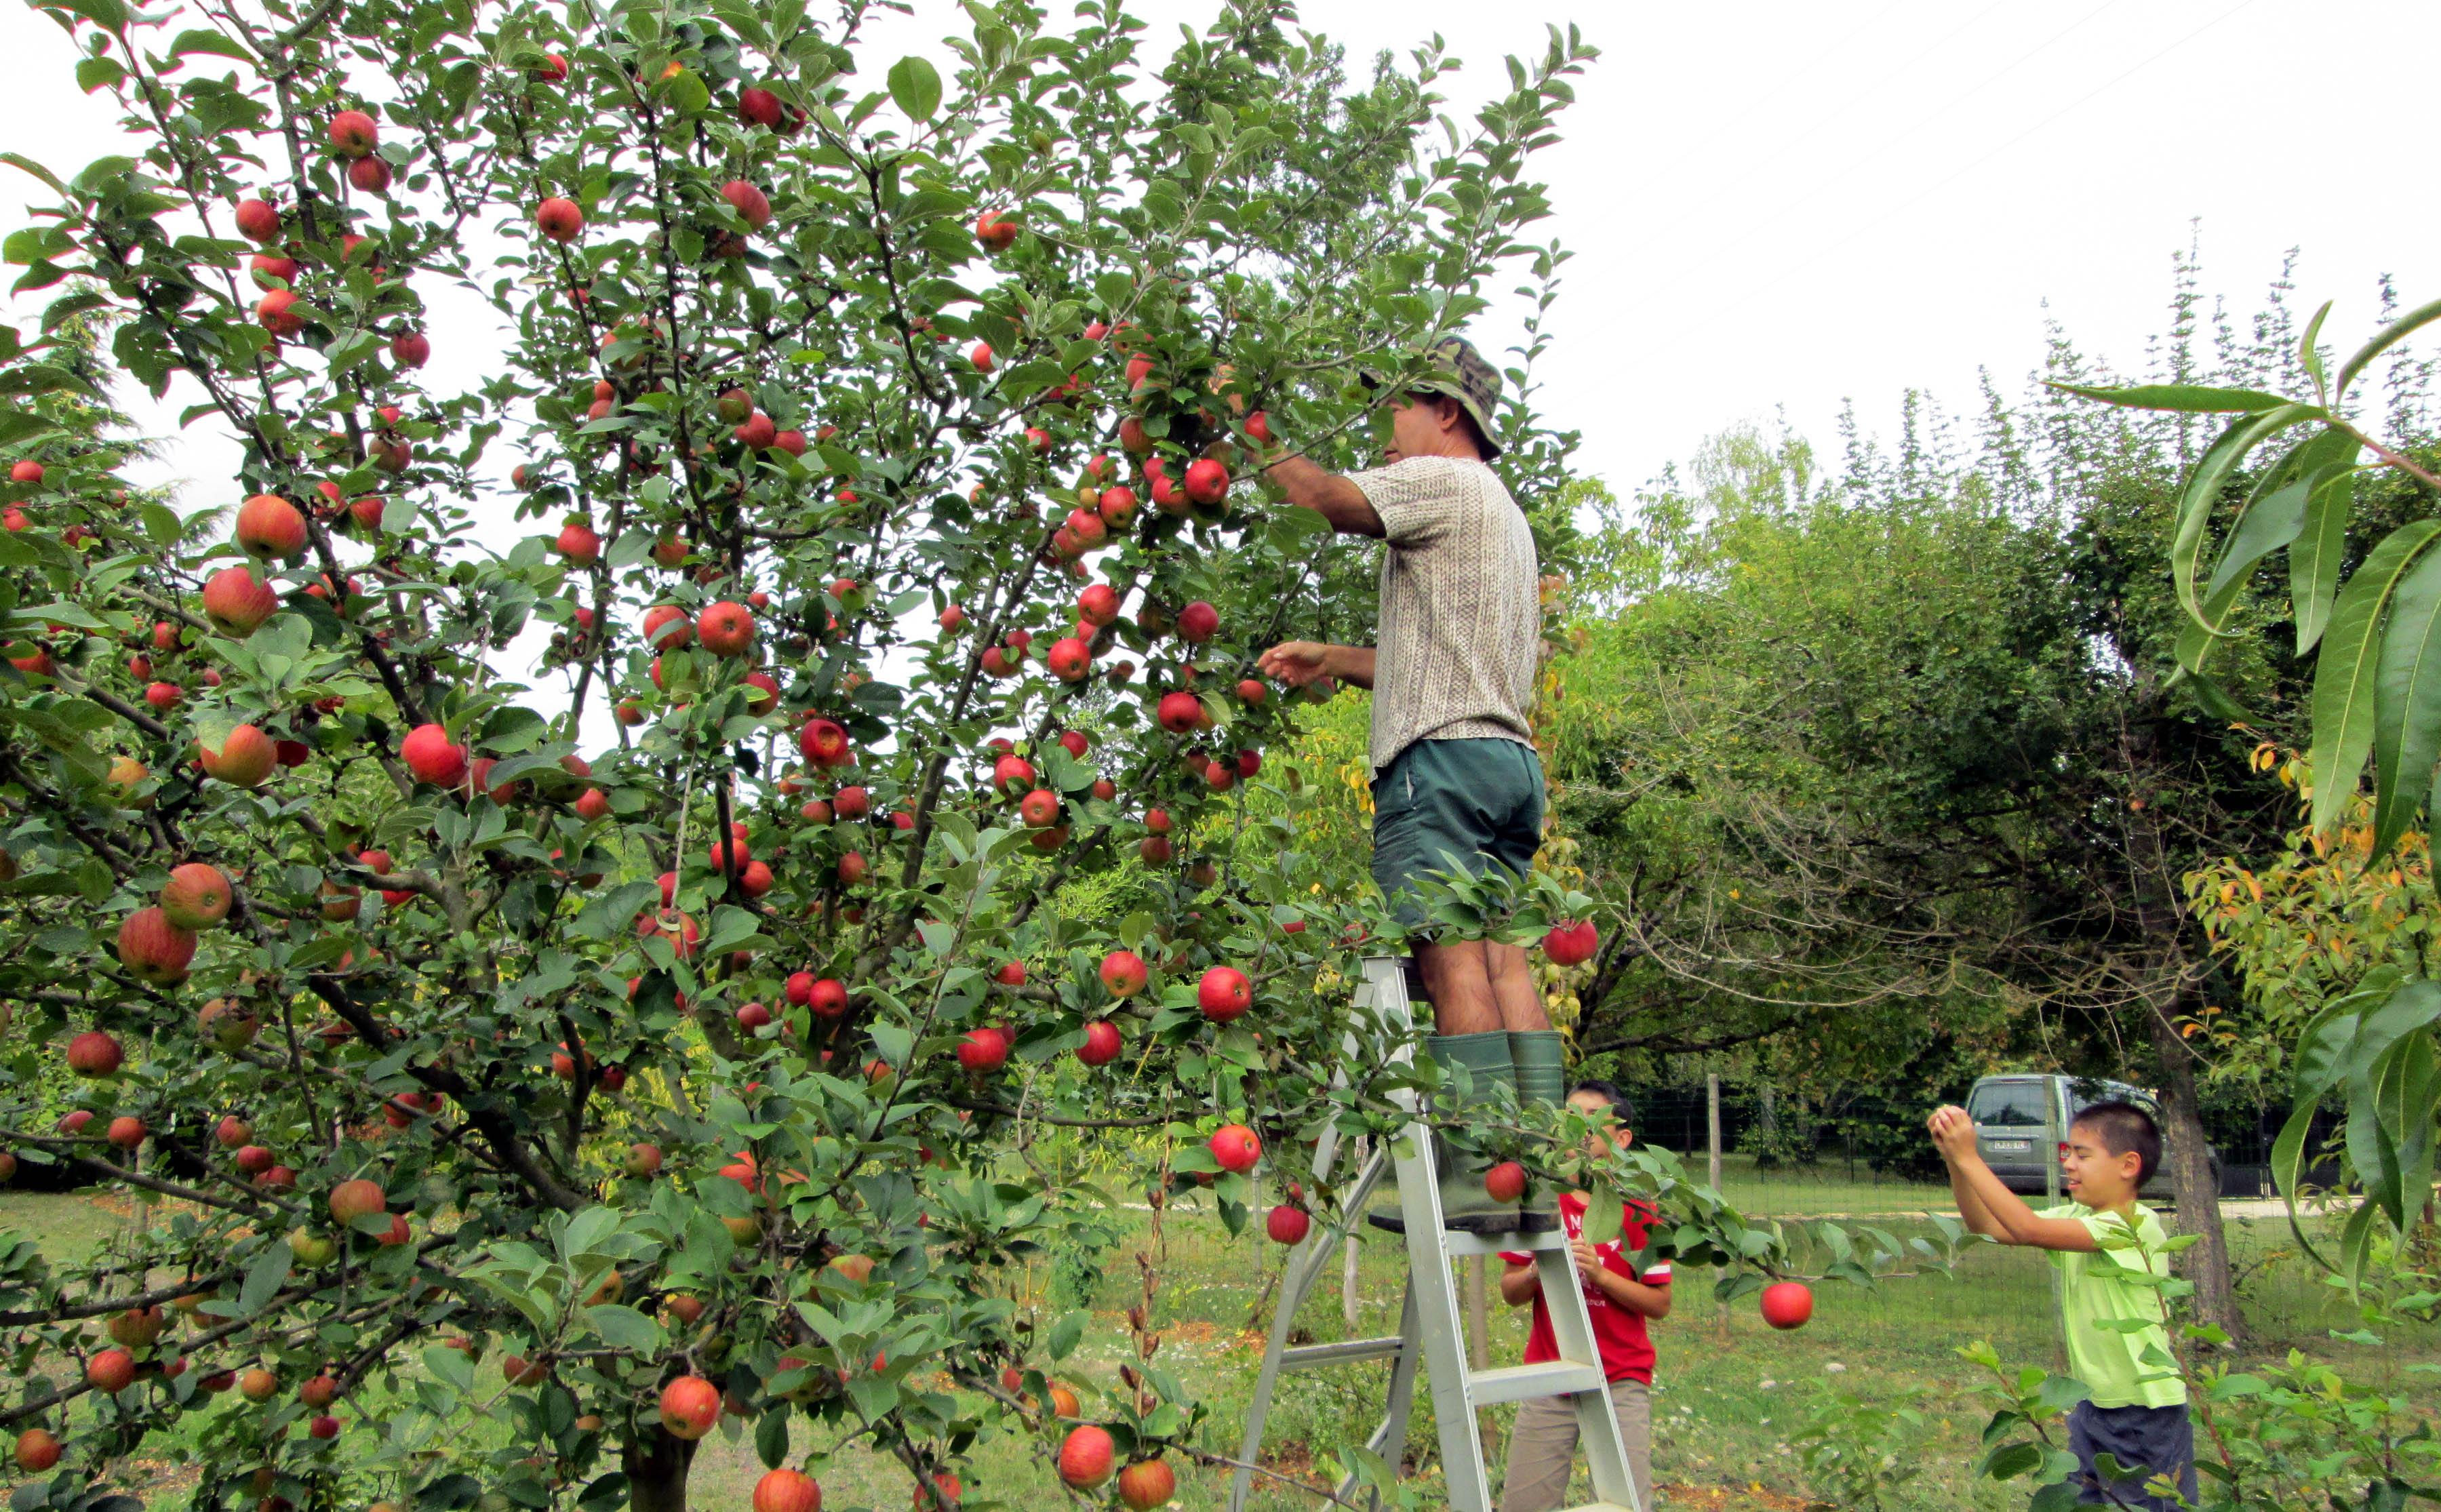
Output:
top-left (2147, 1001), bottom-right (2240, 1342)
top-left (624, 1424), bottom-right (698, 1512)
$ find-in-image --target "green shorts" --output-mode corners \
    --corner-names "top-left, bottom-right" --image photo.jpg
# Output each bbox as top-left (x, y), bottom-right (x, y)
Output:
top-left (1370, 738), bottom-right (1544, 926)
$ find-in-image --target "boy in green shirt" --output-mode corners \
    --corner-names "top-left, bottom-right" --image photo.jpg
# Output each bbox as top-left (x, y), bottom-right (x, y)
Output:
top-left (1927, 1098), bottom-right (2196, 1511)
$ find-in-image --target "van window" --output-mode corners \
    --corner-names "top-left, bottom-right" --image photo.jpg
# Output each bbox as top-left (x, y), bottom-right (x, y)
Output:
top-left (1968, 1081), bottom-right (2051, 1128)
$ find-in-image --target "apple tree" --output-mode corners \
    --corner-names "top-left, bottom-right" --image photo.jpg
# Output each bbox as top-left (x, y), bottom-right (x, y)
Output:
top-left (0, 0), bottom-right (1642, 1508)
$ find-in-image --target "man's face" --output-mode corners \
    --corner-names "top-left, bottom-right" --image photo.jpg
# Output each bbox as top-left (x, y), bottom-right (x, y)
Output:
top-left (1380, 393), bottom-right (1454, 464)
top-left (1568, 1090), bottom-right (1631, 1160)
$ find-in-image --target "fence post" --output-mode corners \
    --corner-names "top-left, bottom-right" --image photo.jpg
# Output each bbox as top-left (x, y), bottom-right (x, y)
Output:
top-left (1706, 1073), bottom-right (1723, 1192)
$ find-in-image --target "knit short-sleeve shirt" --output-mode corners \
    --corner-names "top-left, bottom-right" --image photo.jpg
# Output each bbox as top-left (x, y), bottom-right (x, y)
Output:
top-left (1349, 456), bottom-right (1541, 772)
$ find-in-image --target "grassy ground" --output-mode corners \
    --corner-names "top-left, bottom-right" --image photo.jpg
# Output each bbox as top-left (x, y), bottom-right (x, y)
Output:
top-left (8, 1159), bottom-right (2434, 1511)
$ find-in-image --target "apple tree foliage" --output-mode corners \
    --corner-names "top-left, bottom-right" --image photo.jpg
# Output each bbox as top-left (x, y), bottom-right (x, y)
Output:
top-left (0, 0), bottom-right (1972, 1508)
top-left (2063, 300), bottom-right (2441, 1290)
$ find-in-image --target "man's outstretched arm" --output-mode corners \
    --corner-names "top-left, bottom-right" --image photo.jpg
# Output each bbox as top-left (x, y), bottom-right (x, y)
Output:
top-left (1265, 454), bottom-right (1384, 538)
top-left (1257, 641), bottom-right (1375, 690)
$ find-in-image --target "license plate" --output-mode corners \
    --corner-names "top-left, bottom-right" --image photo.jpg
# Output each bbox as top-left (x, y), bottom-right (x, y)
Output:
top-left (1988, 1140), bottom-right (2032, 1153)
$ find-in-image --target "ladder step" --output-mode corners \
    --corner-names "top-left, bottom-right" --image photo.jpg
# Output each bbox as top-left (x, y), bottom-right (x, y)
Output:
top-left (1464, 1360), bottom-right (1609, 1407)
top-left (1280, 1335), bottom-right (1406, 1370)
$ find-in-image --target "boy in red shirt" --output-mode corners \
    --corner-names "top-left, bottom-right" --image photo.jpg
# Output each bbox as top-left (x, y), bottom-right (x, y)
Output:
top-left (1497, 1079), bottom-right (1671, 1511)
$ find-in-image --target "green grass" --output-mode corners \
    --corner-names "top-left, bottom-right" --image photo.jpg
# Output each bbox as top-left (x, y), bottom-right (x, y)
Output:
top-left (7, 1180), bottom-right (2432, 1512)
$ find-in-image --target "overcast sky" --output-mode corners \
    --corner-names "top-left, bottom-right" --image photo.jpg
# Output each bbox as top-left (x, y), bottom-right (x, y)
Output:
top-left (0, 0), bottom-right (2431, 733)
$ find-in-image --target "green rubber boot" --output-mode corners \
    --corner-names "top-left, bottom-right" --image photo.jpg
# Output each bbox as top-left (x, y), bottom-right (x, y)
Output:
top-left (1431, 1032), bottom-right (1530, 1233)
top-left (1510, 1029), bottom-right (1568, 1110)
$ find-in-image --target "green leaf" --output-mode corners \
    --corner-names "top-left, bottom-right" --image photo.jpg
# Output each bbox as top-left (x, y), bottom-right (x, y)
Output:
top-left (574, 880), bottom-right (660, 942)
top-left (40, 0), bottom-right (125, 33)
top-left (1047, 1310), bottom-right (1084, 1360)
top-left (2292, 458), bottom-right (2361, 656)
top-left (584, 1304), bottom-right (663, 1352)
top-left (2337, 295), bottom-right (2441, 401)
top-left (75, 55), bottom-right (123, 92)
top-left (2168, 405), bottom-right (2322, 637)
top-left (239, 1241), bottom-right (292, 1313)
top-left (1974, 1440), bottom-right (2044, 1481)
top-left (2299, 299), bottom-right (2333, 398)
top-left (887, 56), bottom-right (941, 121)
top-left (2309, 519), bottom-right (2441, 835)
top-left (754, 1401), bottom-right (789, 1469)
top-left (868, 1020), bottom-right (912, 1069)
top-left (167, 27), bottom-right (252, 60)
top-left (2204, 475), bottom-right (2309, 603)
top-left (2048, 381), bottom-right (2295, 414)
top-left (2372, 542), bottom-right (2441, 859)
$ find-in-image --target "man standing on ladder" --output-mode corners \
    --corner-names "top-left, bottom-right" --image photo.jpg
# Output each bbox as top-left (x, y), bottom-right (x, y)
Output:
top-left (1256, 333), bottom-right (1562, 1233)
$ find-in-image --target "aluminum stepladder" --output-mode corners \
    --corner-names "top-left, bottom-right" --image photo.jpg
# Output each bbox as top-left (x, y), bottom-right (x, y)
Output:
top-left (1227, 956), bottom-right (1644, 1512)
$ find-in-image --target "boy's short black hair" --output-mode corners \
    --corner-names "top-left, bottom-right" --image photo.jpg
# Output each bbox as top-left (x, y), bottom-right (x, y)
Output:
top-left (2070, 1100), bottom-right (2161, 1187)
top-left (1570, 1079), bottom-right (1634, 1127)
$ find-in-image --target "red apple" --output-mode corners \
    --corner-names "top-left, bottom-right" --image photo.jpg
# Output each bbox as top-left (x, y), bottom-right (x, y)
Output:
top-left (349, 155), bottom-right (393, 193)
top-left (974, 210), bottom-right (1018, 252)
top-left (1209, 1123), bottom-right (1261, 1174)
top-left (753, 1469), bottom-right (822, 1512)
top-left (1760, 1281), bottom-right (1813, 1330)
top-left (201, 565), bottom-right (280, 635)
top-left (641, 605), bottom-right (692, 649)
top-left (201, 723), bottom-right (276, 787)
top-left (659, 1376), bottom-right (720, 1439)
top-left (1157, 691), bottom-right (1203, 732)
top-left (235, 198), bottom-right (281, 241)
top-left (807, 978), bottom-right (848, 1019)
top-left (1017, 789), bottom-right (1060, 828)
top-left (1046, 637), bottom-right (1092, 681)
top-left (555, 521), bottom-right (601, 563)
top-left (328, 108), bottom-right (378, 157)
top-left (1265, 1205), bottom-right (1310, 1245)
top-left (66, 1029), bottom-right (121, 1077)
top-left (1184, 457), bottom-right (1229, 504)
top-left (1198, 966), bottom-right (1251, 1022)
top-left (329, 1177), bottom-right (385, 1224)
top-left (800, 718), bottom-right (850, 767)
top-left (1484, 1161), bottom-right (1527, 1203)
top-left (955, 1028), bottom-right (1008, 1074)
top-left (235, 493), bottom-right (307, 561)
top-left (1176, 601), bottom-right (1218, 643)
top-left (1116, 1459), bottom-right (1175, 1512)
top-left (1058, 1425), bottom-right (1115, 1490)
top-left (1099, 950), bottom-right (1148, 998)
top-left (738, 85), bottom-right (785, 127)
top-left (698, 601), bottom-right (754, 656)
top-left (1077, 1020), bottom-right (1123, 1066)
top-left (400, 723), bottom-right (469, 789)
top-left (159, 862), bottom-right (233, 930)
top-left (536, 197), bottom-right (584, 243)
top-left (721, 180), bottom-right (772, 230)
top-left (118, 907), bottom-right (197, 986)
top-left (992, 754), bottom-right (1035, 791)
top-left (86, 1348), bottom-right (137, 1393)
top-left (1543, 920), bottom-right (1598, 967)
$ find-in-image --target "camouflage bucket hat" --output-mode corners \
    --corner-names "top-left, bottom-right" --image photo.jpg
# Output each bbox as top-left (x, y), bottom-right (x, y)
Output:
top-left (1363, 334), bottom-right (1503, 458)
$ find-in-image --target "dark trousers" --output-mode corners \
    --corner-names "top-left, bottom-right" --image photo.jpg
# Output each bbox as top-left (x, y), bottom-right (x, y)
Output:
top-left (2067, 1399), bottom-right (2198, 1511)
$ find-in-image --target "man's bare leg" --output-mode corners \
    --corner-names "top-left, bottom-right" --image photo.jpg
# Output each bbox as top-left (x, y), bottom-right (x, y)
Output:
top-left (1486, 940), bottom-right (1547, 1031)
top-left (1416, 938), bottom-right (1501, 1035)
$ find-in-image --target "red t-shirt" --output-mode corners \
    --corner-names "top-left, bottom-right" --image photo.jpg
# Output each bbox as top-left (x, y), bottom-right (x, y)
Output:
top-left (1501, 1192), bottom-right (1671, 1384)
